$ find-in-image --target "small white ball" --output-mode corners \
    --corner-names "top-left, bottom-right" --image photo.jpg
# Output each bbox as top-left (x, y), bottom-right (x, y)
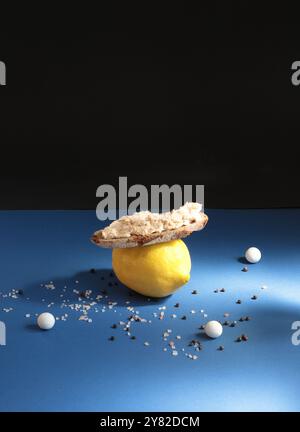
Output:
top-left (204, 320), bottom-right (223, 338)
top-left (37, 312), bottom-right (55, 330)
top-left (245, 247), bottom-right (261, 264)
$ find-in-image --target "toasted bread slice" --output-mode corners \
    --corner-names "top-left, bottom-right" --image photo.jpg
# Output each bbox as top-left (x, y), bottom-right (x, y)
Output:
top-left (91, 202), bottom-right (208, 249)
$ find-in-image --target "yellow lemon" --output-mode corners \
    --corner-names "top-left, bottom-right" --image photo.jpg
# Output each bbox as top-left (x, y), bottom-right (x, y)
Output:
top-left (112, 239), bottom-right (191, 298)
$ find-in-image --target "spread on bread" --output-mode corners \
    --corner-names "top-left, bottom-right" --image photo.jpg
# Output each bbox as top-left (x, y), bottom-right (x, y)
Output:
top-left (92, 202), bottom-right (208, 249)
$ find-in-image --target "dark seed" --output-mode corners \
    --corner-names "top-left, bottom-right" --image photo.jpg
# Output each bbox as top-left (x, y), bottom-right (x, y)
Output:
top-left (236, 336), bottom-right (242, 342)
top-left (191, 290), bottom-right (198, 295)
top-left (220, 288), bottom-right (226, 292)
top-left (223, 321), bottom-right (230, 326)
top-left (241, 334), bottom-right (249, 341)
top-left (218, 345), bottom-right (225, 351)
top-left (131, 336), bottom-right (136, 340)
top-left (214, 289), bottom-right (219, 293)
top-left (230, 322), bottom-right (236, 327)
top-left (79, 291), bottom-right (86, 298)
top-left (181, 315), bottom-right (187, 320)
top-left (239, 317), bottom-right (244, 322)
top-left (245, 316), bottom-right (251, 321)
top-left (251, 295), bottom-right (258, 300)
top-left (189, 339), bottom-right (202, 349)
top-left (90, 268), bottom-right (96, 274)
top-left (199, 325), bottom-right (205, 330)
top-left (111, 324), bottom-right (117, 329)
top-left (17, 289), bottom-right (24, 295)
top-left (236, 299), bottom-right (242, 304)
top-left (242, 266), bottom-right (248, 272)
top-left (108, 336), bottom-right (115, 341)
top-left (174, 303), bottom-right (180, 308)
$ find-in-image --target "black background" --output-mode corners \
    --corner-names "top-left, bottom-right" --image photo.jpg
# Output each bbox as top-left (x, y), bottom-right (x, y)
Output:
top-left (0, 3), bottom-right (300, 209)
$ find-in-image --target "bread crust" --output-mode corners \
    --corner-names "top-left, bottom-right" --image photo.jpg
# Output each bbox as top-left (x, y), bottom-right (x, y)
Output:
top-left (91, 213), bottom-right (208, 249)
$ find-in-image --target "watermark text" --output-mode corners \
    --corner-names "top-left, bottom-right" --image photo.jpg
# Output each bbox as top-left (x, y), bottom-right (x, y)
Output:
top-left (96, 177), bottom-right (204, 220)
top-left (0, 61), bottom-right (6, 85)
top-left (0, 321), bottom-right (6, 346)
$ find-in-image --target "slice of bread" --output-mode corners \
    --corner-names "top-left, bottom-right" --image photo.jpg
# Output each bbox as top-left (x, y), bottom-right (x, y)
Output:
top-left (91, 203), bottom-right (208, 249)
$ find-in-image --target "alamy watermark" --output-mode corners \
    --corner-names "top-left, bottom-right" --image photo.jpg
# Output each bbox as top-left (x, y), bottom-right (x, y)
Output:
top-left (291, 321), bottom-right (300, 346)
top-left (0, 321), bottom-right (6, 346)
top-left (0, 61), bottom-right (6, 85)
top-left (96, 177), bottom-right (204, 221)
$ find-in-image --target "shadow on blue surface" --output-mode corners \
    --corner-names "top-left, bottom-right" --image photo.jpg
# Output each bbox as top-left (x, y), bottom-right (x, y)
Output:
top-left (21, 268), bottom-right (169, 308)
top-left (25, 323), bottom-right (41, 332)
top-left (237, 256), bottom-right (254, 265)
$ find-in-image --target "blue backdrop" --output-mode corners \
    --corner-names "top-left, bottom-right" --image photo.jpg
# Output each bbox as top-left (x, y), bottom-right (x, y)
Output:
top-left (0, 210), bottom-right (299, 411)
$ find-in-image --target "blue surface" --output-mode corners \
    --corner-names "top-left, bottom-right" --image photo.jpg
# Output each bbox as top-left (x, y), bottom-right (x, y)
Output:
top-left (1, 209), bottom-right (300, 412)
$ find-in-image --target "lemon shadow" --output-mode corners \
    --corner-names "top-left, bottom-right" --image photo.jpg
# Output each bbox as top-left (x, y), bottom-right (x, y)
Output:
top-left (21, 268), bottom-right (168, 308)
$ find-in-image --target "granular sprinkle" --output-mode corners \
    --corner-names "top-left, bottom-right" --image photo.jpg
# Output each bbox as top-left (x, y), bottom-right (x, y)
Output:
top-left (0, 263), bottom-right (265, 362)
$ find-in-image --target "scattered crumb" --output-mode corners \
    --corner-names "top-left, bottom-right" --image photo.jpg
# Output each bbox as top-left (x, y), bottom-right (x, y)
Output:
top-left (0, 256), bottom-right (263, 362)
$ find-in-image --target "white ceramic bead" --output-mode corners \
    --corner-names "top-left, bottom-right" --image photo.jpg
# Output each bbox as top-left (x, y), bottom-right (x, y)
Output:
top-left (204, 320), bottom-right (223, 338)
top-left (37, 312), bottom-right (55, 330)
top-left (245, 247), bottom-right (261, 264)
